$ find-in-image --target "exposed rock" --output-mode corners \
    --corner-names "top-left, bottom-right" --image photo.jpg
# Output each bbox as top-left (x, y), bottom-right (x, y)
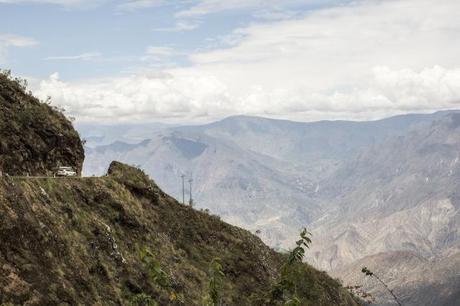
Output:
top-left (0, 71), bottom-right (84, 176)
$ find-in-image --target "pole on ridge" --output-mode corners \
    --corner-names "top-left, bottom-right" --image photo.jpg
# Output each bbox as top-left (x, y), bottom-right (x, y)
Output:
top-left (181, 174), bottom-right (185, 205)
top-left (188, 178), bottom-right (193, 207)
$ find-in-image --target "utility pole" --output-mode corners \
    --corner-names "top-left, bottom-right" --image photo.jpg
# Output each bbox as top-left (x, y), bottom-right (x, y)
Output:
top-left (181, 174), bottom-right (185, 205)
top-left (188, 177), bottom-right (193, 207)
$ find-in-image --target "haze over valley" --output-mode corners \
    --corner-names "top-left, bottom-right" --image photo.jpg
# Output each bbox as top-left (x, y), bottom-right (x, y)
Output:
top-left (81, 111), bottom-right (460, 305)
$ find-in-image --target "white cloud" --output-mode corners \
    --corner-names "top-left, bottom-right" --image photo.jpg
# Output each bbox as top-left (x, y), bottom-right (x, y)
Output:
top-left (34, 65), bottom-right (460, 124)
top-left (0, 33), bottom-right (38, 63)
top-left (0, 34), bottom-right (38, 47)
top-left (371, 66), bottom-right (460, 110)
top-left (153, 21), bottom-right (199, 32)
top-left (45, 52), bottom-right (101, 61)
top-left (32, 0), bottom-right (460, 123)
top-left (140, 46), bottom-right (183, 64)
top-left (176, 0), bottom-right (314, 18)
top-left (34, 70), bottom-right (232, 123)
top-left (116, 0), bottom-right (165, 12)
top-left (252, 9), bottom-right (298, 21)
top-left (0, 0), bottom-right (106, 8)
top-left (145, 47), bottom-right (175, 57)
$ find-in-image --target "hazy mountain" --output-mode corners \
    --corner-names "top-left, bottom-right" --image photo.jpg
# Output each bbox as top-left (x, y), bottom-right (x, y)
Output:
top-left (332, 251), bottom-right (460, 306)
top-left (76, 122), bottom-right (172, 147)
top-left (82, 111), bottom-right (456, 246)
top-left (81, 111), bottom-right (460, 305)
top-left (309, 114), bottom-right (460, 270)
top-left (83, 129), bottom-right (321, 249)
top-left (181, 113), bottom-right (441, 165)
top-left (306, 114), bottom-right (460, 305)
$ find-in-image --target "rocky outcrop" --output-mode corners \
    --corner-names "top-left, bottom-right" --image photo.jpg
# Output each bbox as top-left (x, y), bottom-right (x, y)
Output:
top-left (0, 71), bottom-right (84, 176)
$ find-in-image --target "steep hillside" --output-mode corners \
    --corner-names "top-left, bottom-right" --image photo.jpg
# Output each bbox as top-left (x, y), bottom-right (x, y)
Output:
top-left (0, 162), bottom-right (358, 305)
top-left (0, 71), bottom-right (84, 176)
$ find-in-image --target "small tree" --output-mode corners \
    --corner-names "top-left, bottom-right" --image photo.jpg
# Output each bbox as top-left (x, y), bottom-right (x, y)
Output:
top-left (202, 258), bottom-right (225, 306)
top-left (287, 228), bottom-right (312, 265)
top-left (131, 247), bottom-right (177, 305)
top-left (361, 267), bottom-right (402, 306)
top-left (140, 248), bottom-right (173, 288)
top-left (271, 228), bottom-right (312, 305)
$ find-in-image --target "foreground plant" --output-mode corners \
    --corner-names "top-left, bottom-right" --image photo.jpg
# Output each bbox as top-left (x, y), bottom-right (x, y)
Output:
top-left (202, 258), bottom-right (225, 306)
top-left (131, 247), bottom-right (177, 305)
top-left (271, 227), bottom-right (312, 305)
top-left (140, 247), bottom-right (173, 290)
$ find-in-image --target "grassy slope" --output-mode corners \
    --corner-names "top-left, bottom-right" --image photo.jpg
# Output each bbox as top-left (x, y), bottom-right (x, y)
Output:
top-left (0, 162), bottom-right (358, 306)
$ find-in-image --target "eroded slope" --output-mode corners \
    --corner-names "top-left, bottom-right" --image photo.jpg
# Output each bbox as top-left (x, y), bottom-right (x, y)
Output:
top-left (0, 162), bottom-right (357, 306)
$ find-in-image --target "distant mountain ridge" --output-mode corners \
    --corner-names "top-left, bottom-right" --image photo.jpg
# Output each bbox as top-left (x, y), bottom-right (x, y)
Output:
top-left (82, 110), bottom-right (460, 305)
top-left (181, 112), bottom-right (452, 163)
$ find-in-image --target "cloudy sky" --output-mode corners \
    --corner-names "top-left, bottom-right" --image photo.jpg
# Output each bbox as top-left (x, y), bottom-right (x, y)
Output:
top-left (1, 0), bottom-right (460, 123)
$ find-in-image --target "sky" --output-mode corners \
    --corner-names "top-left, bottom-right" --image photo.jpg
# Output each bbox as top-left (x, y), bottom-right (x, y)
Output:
top-left (1, 0), bottom-right (460, 124)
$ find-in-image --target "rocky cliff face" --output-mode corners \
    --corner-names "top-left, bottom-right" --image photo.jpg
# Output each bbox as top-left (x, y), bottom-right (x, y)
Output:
top-left (0, 71), bottom-right (84, 176)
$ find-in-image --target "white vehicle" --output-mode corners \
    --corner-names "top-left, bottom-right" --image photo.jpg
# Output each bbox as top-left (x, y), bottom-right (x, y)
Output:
top-left (56, 166), bottom-right (77, 177)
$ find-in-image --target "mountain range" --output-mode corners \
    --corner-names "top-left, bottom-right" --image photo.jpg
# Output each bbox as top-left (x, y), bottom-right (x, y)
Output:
top-left (82, 111), bottom-right (460, 305)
